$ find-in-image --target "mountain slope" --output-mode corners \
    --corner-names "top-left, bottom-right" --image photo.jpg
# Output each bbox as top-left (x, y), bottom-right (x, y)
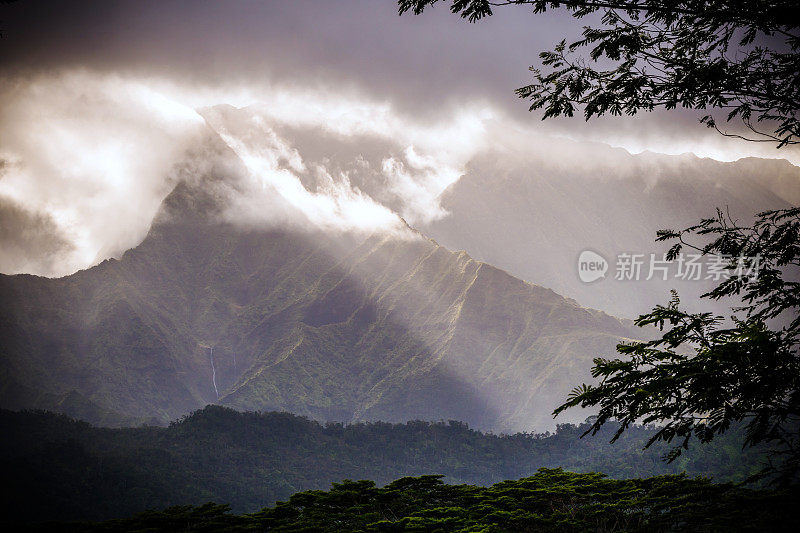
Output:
top-left (0, 161), bottom-right (638, 431)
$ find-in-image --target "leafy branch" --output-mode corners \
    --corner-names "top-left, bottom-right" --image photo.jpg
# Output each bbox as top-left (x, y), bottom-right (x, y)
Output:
top-left (399, 0), bottom-right (800, 147)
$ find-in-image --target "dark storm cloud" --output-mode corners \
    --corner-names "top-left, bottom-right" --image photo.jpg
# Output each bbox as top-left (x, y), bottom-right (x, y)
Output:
top-left (3, 0), bottom-right (797, 154)
top-left (0, 0), bottom-right (575, 117)
top-left (3, 0), bottom-right (788, 148)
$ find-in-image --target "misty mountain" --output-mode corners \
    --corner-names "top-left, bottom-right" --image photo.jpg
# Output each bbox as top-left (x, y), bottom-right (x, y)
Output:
top-left (0, 133), bottom-right (639, 432)
top-left (420, 144), bottom-right (799, 318)
top-left (199, 104), bottom-right (799, 320)
top-left (3, 104), bottom-right (793, 431)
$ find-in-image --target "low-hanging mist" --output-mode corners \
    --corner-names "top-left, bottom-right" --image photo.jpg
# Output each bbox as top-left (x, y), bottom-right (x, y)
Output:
top-left (4, 70), bottom-right (799, 280)
top-left (0, 71), bottom-right (499, 276)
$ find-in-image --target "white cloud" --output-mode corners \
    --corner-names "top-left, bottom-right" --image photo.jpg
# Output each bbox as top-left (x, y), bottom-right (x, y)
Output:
top-left (0, 71), bottom-right (497, 275)
top-left (5, 69), bottom-right (791, 278)
top-left (0, 71), bottom-right (206, 275)
top-left (212, 121), bottom-right (403, 234)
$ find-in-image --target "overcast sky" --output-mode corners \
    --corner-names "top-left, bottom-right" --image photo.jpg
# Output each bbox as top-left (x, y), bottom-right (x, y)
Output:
top-left (4, 0), bottom-right (790, 146)
top-left (0, 0), bottom-right (798, 276)
top-left (1, 1), bottom-right (562, 113)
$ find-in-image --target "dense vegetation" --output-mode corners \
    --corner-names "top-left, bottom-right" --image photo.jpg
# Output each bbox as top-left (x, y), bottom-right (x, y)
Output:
top-left (2, 405), bottom-right (770, 525)
top-left (31, 470), bottom-right (800, 532)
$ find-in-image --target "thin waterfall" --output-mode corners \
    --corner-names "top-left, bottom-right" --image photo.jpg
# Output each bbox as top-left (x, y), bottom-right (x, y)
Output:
top-left (209, 346), bottom-right (219, 399)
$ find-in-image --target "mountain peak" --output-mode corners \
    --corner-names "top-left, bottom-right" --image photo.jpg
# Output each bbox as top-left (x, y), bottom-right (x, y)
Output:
top-left (0, 196), bottom-right (638, 431)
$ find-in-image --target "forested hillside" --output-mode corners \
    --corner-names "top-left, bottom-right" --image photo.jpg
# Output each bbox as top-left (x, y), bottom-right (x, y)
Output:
top-left (1, 406), bottom-right (769, 524)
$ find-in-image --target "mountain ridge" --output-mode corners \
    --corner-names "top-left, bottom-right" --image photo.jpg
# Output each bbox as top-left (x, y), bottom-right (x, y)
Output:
top-left (421, 146), bottom-right (798, 318)
top-left (0, 146), bottom-right (638, 431)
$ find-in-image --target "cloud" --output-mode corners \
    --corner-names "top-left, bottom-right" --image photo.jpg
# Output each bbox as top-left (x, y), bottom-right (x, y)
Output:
top-left (3, 66), bottom-right (797, 278)
top-left (203, 107), bottom-right (404, 234)
top-left (381, 147), bottom-right (459, 224)
top-left (0, 70), bottom-right (499, 275)
top-left (198, 94), bottom-right (495, 231)
top-left (201, 96), bottom-right (493, 227)
top-left (3, 0), bottom-right (798, 171)
top-left (0, 193), bottom-right (74, 275)
top-left (0, 0), bottom-right (562, 118)
top-left (0, 71), bottom-right (207, 275)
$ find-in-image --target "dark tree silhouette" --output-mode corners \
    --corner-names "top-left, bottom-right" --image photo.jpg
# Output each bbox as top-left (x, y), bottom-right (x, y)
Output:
top-left (398, 0), bottom-right (800, 147)
top-left (555, 208), bottom-right (800, 483)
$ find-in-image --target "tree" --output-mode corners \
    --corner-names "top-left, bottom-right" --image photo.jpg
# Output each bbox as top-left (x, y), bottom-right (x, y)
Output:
top-left (555, 208), bottom-right (800, 482)
top-left (399, 0), bottom-right (800, 482)
top-left (398, 0), bottom-right (800, 147)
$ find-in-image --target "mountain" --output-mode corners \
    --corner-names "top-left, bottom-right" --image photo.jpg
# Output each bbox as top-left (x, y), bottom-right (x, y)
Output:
top-left (0, 131), bottom-right (639, 432)
top-left (194, 103), bottom-right (800, 320)
top-left (5, 105), bottom-right (790, 430)
top-left (419, 145), bottom-right (800, 318)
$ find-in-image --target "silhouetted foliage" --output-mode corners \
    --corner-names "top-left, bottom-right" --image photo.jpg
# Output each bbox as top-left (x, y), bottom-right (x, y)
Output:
top-left (557, 207), bottom-right (800, 483)
top-left (398, 0), bottom-right (800, 146)
top-left (35, 470), bottom-right (800, 532)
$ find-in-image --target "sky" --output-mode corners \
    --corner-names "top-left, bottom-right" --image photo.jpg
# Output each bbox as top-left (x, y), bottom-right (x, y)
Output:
top-left (1, 0), bottom-right (798, 276)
